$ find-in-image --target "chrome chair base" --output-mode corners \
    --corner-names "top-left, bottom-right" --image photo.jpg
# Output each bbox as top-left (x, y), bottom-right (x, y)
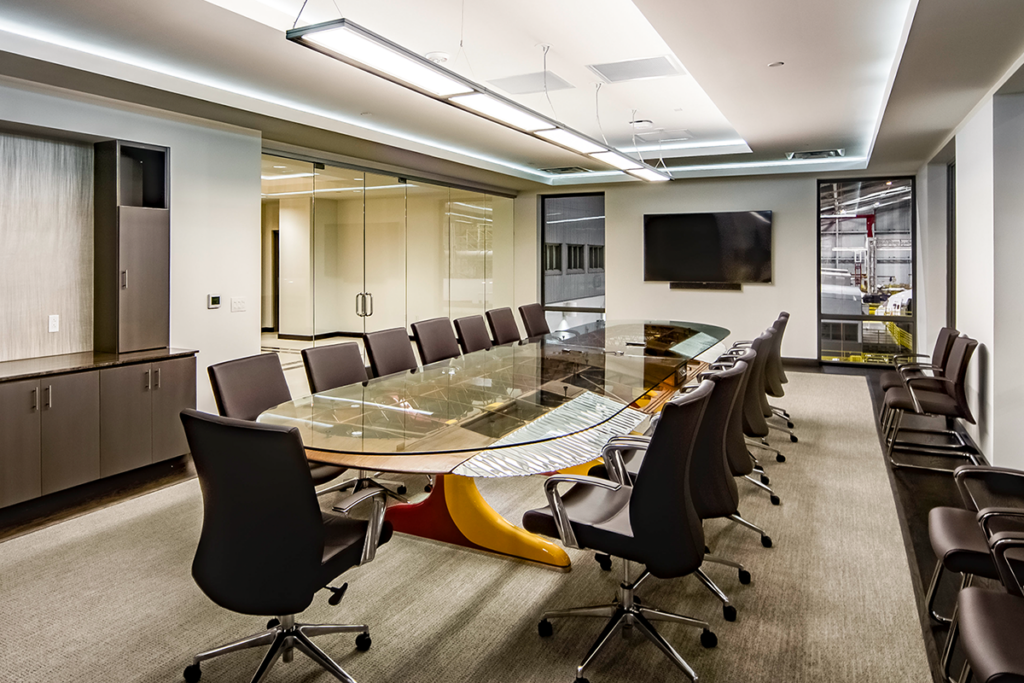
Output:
top-left (537, 561), bottom-right (715, 682)
top-left (185, 614), bottom-right (368, 683)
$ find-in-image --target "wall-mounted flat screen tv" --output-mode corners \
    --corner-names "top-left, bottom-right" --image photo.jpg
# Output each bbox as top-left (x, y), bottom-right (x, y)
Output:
top-left (643, 211), bottom-right (773, 284)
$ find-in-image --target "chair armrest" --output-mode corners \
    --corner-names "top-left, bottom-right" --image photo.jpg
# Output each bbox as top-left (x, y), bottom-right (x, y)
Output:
top-left (955, 466), bottom-right (1024, 511)
top-left (988, 530), bottom-right (1024, 598)
top-left (543, 475), bottom-right (623, 550)
top-left (730, 340), bottom-right (753, 348)
top-left (976, 507), bottom-right (1024, 538)
top-left (333, 486), bottom-right (388, 565)
top-left (892, 352), bottom-right (930, 367)
top-left (600, 440), bottom-right (647, 485)
top-left (904, 375), bottom-right (956, 414)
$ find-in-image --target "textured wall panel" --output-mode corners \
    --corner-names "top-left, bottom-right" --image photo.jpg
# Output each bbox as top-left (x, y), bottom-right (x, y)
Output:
top-left (0, 133), bottom-right (93, 362)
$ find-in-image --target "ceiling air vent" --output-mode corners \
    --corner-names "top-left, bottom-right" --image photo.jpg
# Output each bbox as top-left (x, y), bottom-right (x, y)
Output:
top-left (786, 149), bottom-right (845, 160)
top-left (587, 56), bottom-right (686, 83)
top-left (636, 128), bottom-right (694, 144)
top-left (540, 166), bottom-right (592, 175)
top-left (488, 71), bottom-right (574, 95)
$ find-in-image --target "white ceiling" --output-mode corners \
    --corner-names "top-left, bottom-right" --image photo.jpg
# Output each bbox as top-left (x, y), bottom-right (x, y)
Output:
top-left (0, 0), bottom-right (1023, 188)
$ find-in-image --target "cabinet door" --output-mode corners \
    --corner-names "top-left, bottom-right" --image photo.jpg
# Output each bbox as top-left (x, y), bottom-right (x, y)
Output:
top-left (152, 356), bottom-right (196, 462)
top-left (41, 372), bottom-right (100, 495)
top-left (100, 363), bottom-right (153, 477)
top-left (0, 379), bottom-right (41, 507)
top-left (118, 206), bottom-right (170, 352)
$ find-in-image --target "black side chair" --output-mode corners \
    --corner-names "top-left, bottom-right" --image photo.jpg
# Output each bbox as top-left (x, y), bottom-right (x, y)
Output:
top-left (519, 303), bottom-right (550, 338)
top-left (523, 381), bottom-right (718, 683)
top-left (411, 317), bottom-right (461, 365)
top-left (454, 315), bottom-right (493, 354)
top-left (301, 342), bottom-right (368, 394)
top-left (208, 354), bottom-right (348, 494)
top-left (486, 307), bottom-right (521, 345)
top-left (943, 507), bottom-right (1024, 683)
top-left (879, 326), bottom-right (959, 429)
top-left (364, 327), bottom-right (419, 378)
top-left (882, 335), bottom-right (980, 472)
top-left (179, 409), bottom-right (392, 683)
top-left (300, 343), bottom-right (409, 498)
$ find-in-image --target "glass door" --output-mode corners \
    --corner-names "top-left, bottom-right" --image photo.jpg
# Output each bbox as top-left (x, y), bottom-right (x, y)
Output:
top-left (363, 173), bottom-right (407, 333)
top-left (818, 178), bottom-right (915, 364)
top-left (312, 164), bottom-right (364, 340)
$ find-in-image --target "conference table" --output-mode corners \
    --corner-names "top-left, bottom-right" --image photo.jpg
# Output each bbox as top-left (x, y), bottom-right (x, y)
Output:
top-left (258, 319), bottom-right (729, 568)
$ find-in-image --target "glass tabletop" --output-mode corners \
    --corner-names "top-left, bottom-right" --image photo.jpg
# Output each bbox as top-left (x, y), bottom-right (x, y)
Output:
top-left (258, 320), bottom-right (728, 456)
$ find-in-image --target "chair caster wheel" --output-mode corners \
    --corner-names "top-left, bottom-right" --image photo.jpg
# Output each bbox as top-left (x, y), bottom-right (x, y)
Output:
top-left (776, 453), bottom-right (786, 463)
top-left (355, 632), bottom-right (372, 651)
top-left (790, 435), bottom-right (798, 443)
top-left (738, 569), bottom-right (751, 585)
top-left (700, 628), bottom-right (718, 648)
top-left (761, 535), bottom-right (773, 548)
top-left (576, 678), bottom-right (590, 683)
top-left (397, 485), bottom-right (407, 495)
top-left (538, 619), bottom-right (554, 637)
top-left (424, 484), bottom-right (433, 493)
top-left (760, 473), bottom-right (770, 485)
top-left (595, 553), bottom-right (612, 571)
top-left (770, 495), bottom-right (781, 506)
top-left (267, 618), bottom-right (280, 629)
top-left (183, 664), bottom-right (202, 683)
top-left (723, 605), bottom-right (737, 622)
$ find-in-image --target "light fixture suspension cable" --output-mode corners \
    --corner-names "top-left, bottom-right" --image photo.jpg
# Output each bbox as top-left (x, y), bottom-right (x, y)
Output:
top-left (595, 83), bottom-right (610, 146)
top-left (542, 45), bottom-right (557, 119)
top-left (292, 0), bottom-right (309, 29)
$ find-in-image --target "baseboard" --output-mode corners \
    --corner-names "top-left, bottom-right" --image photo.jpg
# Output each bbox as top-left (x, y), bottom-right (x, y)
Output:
top-left (277, 331), bottom-right (364, 342)
top-left (261, 327), bottom-right (275, 333)
top-left (782, 357), bottom-right (819, 368)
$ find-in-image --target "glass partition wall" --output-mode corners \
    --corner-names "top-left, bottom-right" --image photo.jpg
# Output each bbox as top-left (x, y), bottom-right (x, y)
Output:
top-left (261, 154), bottom-right (515, 374)
top-left (818, 178), bottom-right (915, 364)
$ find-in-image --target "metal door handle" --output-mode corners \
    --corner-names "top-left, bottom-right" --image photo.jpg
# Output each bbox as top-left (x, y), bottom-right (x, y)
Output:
top-left (145, 369), bottom-right (151, 390)
top-left (155, 368), bottom-right (161, 389)
top-left (121, 269), bottom-right (128, 289)
top-left (355, 292), bottom-right (364, 317)
top-left (45, 385), bottom-right (52, 409)
top-left (31, 387), bottom-right (38, 411)
top-left (366, 292), bottom-right (373, 317)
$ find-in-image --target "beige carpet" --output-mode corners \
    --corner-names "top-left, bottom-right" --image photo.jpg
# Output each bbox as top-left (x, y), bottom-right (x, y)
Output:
top-left (0, 372), bottom-right (929, 683)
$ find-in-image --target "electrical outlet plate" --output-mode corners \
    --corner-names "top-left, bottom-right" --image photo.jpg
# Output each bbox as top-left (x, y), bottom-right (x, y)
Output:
top-left (230, 297), bottom-right (246, 313)
top-left (48, 314), bottom-right (59, 333)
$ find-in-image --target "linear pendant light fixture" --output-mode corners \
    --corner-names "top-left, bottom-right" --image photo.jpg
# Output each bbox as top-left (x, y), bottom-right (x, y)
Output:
top-left (286, 18), bottom-right (671, 182)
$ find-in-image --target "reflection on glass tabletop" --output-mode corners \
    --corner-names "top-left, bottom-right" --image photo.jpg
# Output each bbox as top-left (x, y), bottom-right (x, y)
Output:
top-left (257, 320), bottom-right (728, 456)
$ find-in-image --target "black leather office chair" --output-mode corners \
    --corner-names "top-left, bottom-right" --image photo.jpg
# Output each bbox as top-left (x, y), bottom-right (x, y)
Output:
top-left (519, 303), bottom-right (550, 338)
top-left (485, 307), bottom-right (521, 345)
top-left (411, 317), bottom-right (461, 365)
top-left (179, 409), bottom-right (392, 683)
top-left (764, 313), bottom-right (795, 428)
top-left (725, 330), bottom-right (789, 464)
top-left (454, 315), bottom-right (493, 354)
top-left (523, 381), bottom-right (718, 683)
top-left (363, 327), bottom-right (418, 378)
top-left (596, 360), bottom-right (770, 621)
top-left (301, 342), bottom-right (368, 394)
top-left (300, 343), bottom-right (409, 498)
top-left (208, 354), bottom-right (347, 492)
top-left (882, 335), bottom-right (980, 472)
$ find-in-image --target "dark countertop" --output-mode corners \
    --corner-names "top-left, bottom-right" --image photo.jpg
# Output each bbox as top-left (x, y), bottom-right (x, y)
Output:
top-left (0, 348), bottom-right (197, 383)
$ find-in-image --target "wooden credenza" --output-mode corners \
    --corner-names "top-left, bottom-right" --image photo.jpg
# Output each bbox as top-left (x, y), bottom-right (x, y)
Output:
top-left (0, 348), bottom-right (196, 508)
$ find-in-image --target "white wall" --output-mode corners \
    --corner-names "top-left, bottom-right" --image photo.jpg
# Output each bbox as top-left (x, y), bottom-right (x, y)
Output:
top-left (278, 196), bottom-right (313, 338)
top-left (955, 99), bottom-right (996, 455)
top-left (0, 78), bottom-right (262, 413)
top-left (992, 93), bottom-right (1024, 467)
top-left (914, 161), bottom-right (948, 359)
top-left (515, 175), bottom-right (819, 358)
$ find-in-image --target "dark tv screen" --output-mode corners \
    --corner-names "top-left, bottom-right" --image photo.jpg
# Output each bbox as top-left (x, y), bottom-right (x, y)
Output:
top-left (643, 211), bottom-right (773, 284)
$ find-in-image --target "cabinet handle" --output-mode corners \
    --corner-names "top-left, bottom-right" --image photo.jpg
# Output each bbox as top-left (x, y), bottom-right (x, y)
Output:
top-left (121, 269), bottom-right (129, 289)
top-left (145, 369), bottom-right (151, 390)
top-left (31, 387), bottom-right (38, 411)
top-left (366, 292), bottom-right (373, 317)
top-left (155, 368), bottom-right (161, 389)
top-left (45, 385), bottom-right (52, 408)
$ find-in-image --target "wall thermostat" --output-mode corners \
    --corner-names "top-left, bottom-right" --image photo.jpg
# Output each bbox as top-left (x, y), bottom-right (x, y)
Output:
top-left (208, 294), bottom-right (221, 309)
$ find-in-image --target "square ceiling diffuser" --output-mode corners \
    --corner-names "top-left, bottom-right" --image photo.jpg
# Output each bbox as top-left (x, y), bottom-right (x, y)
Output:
top-left (488, 71), bottom-right (574, 95)
top-left (587, 56), bottom-right (686, 83)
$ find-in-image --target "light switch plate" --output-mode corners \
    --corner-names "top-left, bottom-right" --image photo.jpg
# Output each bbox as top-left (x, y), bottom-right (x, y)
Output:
top-left (230, 297), bottom-right (246, 313)
top-left (48, 314), bottom-right (59, 333)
